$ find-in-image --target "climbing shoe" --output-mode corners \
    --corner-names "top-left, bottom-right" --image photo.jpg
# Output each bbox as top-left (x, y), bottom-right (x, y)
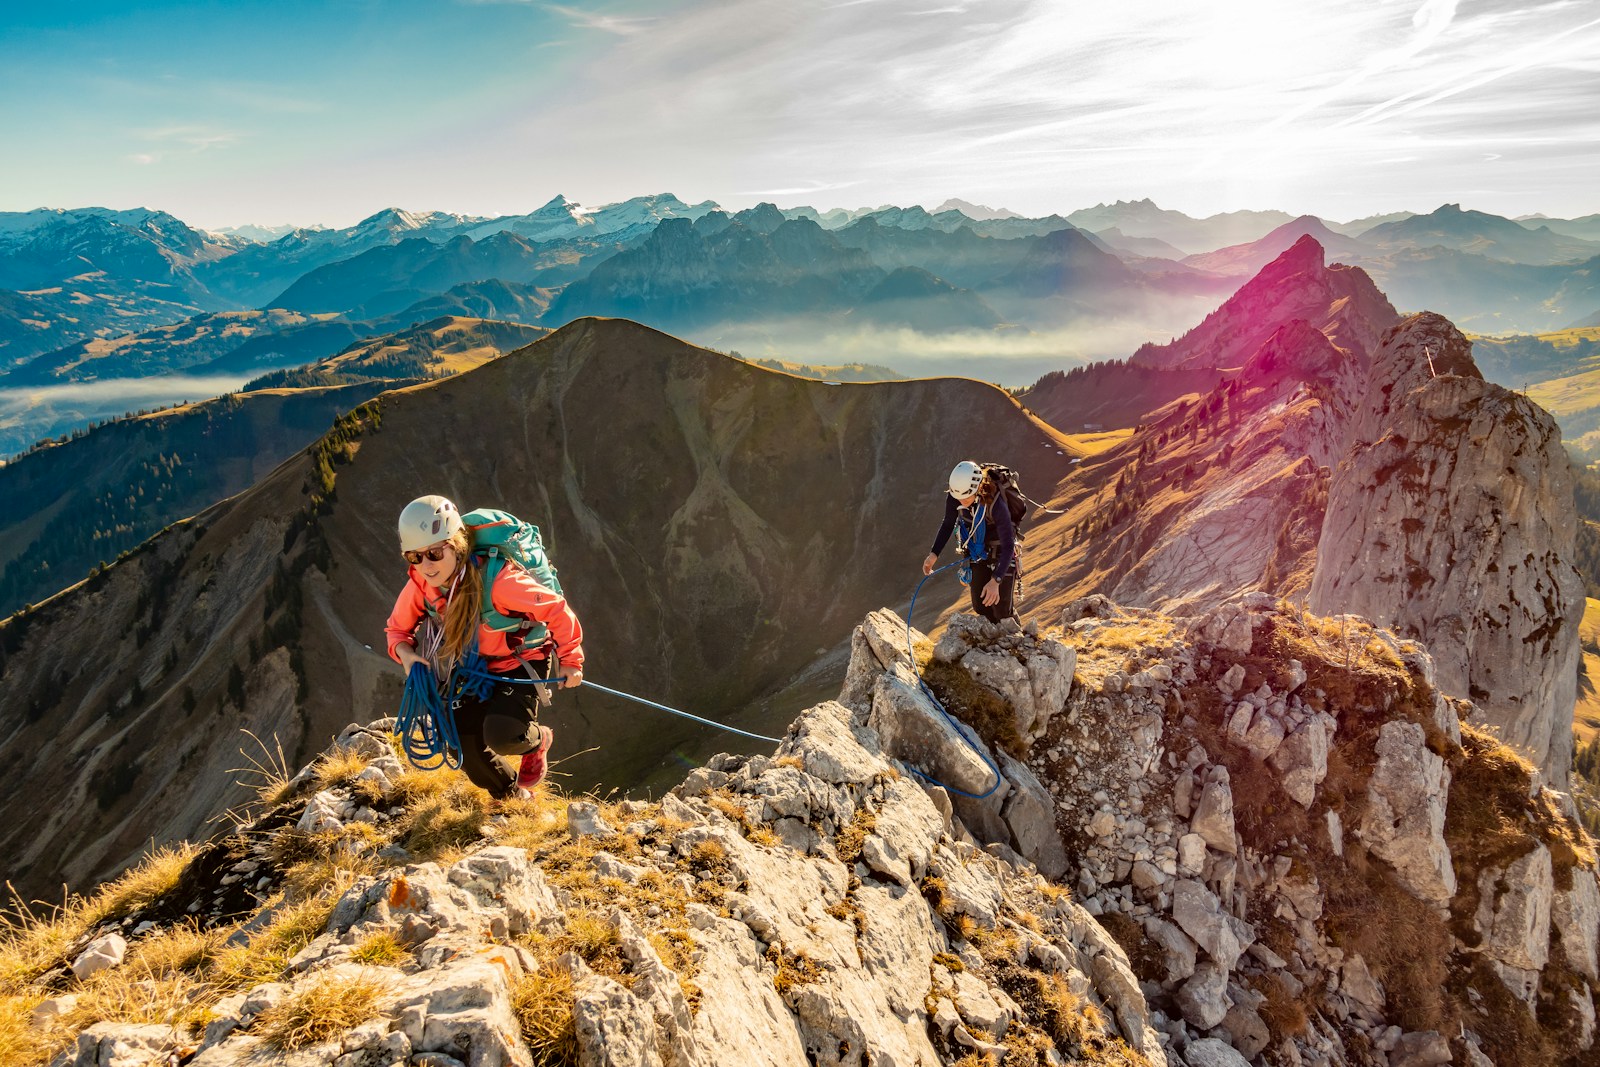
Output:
top-left (516, 725), bottom-right (554, 793)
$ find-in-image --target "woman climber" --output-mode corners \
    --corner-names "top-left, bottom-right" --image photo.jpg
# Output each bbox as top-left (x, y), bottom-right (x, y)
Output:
top-left (385, 495), bottom-right (584, 798)
top-left (923, 460), bottom-right (1020, 625)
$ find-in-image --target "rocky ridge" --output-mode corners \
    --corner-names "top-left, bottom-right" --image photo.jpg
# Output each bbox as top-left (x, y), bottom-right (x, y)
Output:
top-left (11, 596), bottom-right (1596, 1067)
top-left (1310, 312), bottom-right (1585, 785)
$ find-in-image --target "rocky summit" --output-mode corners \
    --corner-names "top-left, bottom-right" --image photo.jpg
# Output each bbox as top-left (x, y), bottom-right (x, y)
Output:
top-left (7, 592), bottom-right (1595, 1067)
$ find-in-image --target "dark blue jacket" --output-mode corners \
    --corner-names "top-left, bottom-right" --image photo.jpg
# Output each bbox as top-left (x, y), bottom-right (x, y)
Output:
top-left (930, 494), bottom-right (1016, 578)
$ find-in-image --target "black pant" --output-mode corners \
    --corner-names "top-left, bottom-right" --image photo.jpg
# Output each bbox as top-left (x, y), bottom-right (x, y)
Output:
top-left (452, 661), bottom-right (549, 798)
top-left (967, 559), bottom-right (1016, 624)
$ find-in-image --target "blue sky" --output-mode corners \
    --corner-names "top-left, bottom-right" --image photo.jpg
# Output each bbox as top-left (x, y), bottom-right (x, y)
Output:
top-left (2, 0), bottom-right (1597, 228)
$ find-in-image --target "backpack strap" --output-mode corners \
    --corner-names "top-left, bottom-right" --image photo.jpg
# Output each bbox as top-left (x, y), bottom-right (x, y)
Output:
top-left (474, 552), bottom-right (554, 650)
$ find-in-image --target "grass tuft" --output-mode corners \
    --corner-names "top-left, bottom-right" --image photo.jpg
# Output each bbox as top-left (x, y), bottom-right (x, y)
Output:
top-left (349, 930), bottom-right (409, 967)
top-left (513, 967), bottom-right (579, 1067)
top-left (255, 969), bottom-right (385, 1050)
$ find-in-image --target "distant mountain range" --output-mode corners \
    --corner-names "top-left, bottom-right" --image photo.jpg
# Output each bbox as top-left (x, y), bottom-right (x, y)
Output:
top-left (5, 193), bottom-right (1600, 455)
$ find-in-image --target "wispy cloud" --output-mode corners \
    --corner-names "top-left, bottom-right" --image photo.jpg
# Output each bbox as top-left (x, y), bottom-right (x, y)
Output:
top-left (137, 126), bottom-right (240, 152)
top-left (739, 180), bottom-right (862, 197)
top-left (544, 3), bottom-right (655, 35)
top-left (505, 0), bottom-right (1600, 218)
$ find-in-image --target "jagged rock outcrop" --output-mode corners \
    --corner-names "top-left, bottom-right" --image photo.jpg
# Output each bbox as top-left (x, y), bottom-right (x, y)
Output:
top-left (16, 598), bottom-right (1600, 1067)
top-left (1029, 594), bottom-right (1597, 1067)
top-left (1310, 312), bottom-right (1585, 785)
top-left (26, 636), bottom-right (1153, 1067)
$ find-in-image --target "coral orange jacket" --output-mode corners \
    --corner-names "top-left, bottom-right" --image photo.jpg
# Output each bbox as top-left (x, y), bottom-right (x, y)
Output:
top-left (385, 559), bottom-right (584, 673)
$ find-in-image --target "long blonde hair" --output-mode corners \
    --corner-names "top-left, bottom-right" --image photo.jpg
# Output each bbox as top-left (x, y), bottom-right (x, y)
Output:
top-left (438, 527), bottom-right (481, 664)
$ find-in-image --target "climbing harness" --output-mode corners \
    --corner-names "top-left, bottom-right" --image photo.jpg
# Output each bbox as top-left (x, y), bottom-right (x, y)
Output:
top-left (903, 563), bottom-right (1003, 800)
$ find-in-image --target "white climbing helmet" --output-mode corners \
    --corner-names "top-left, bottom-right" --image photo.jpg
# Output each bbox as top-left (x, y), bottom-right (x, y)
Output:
top-left (948, 461), bottom-right (983, 499)
top-left (397, 495), bottom-right (463, 552)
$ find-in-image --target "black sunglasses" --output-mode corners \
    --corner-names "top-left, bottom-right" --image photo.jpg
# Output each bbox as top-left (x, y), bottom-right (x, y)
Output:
top-left (403, 544), bottom-right (451, 565)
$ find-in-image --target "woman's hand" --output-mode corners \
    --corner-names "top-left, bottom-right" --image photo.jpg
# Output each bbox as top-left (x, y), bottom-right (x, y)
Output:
top-left (922, 553), bottom-right (937, 576)
top-left (396, 643), bottom-right (425, 673)
top-left (981, 579), bottom-right (1000, 607)
top-left (561, 668), bottom-right (584, 689)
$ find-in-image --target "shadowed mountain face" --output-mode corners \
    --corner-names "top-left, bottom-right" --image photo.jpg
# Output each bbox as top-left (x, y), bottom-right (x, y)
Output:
top-left (0, 318), bottom-right (545, 615)
top-left (0, 381), bottom-right (403, 617)
top-left (0, 317), bottom-right (1077, 898)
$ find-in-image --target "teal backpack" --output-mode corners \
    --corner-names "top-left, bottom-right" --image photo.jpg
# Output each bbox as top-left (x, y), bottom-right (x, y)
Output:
top-left (423, 508), bottom-right (564, 648)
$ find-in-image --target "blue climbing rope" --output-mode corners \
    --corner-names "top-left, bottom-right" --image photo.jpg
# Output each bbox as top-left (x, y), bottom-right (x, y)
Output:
top-left (394, 662), bottom-right (464, 770)
top-left (904, 563), bottom-right (1003, 800)
top-left (581, 681), bottom-right (783, 745)
top-left (448, 662), bottom-right (783, 745)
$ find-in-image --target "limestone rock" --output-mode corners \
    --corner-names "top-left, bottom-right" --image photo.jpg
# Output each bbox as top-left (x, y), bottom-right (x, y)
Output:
top-left (1362, 720), bottom-right (1456, 904)
top-left (571, 960), bottom-right (664, 1067)
top-left (1171, 879), bottom-right (1251, 971)
top-left (70, 932), bottom-right (127, 981)
top-left (868, 673), bottom-right (996, 796)
top-left (1475, 844), bottom-right (1553, 973)
top-left (58, 1022), bottom-right (183, 1067)
top-left (1391, 1030), bottom-right (1452, 1067)
top-left (568, 801), bottom-right (616, 838)
top-left (1175, 960), bottom-right (1232, 1029)
top-left (1191, 778), bottom-right (1237, 854)
top-left (1554, 866), bottom-right (1600, 981)
top-left (961, 647), bottom-right (1037, 740)
top-left (1143, 917), bottom-right (1197, 983)
top-left (1242, 710), bottom-right (1287, 763)
top-left (297, 789), bottom-right (346, 833)
top-left (1269, 717), bottom-right (1328, 808)
top-left (1184, 1037), bottom-right (1252, 1067)
top-left (1310, 312), bottom-right (1584, 786)
top-left (858, 607), bottom-right (919, 677)
top-left (997, 751), bottom-right (1069, 879)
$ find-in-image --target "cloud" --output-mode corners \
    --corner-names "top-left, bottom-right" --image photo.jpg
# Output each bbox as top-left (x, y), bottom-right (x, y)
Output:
top-left (739, 180), bottom-right (863, 197)
top-left (128, 153), bottom-right (158, 165)
top-left (544, 3), bottom-right (655, 35)
top-left (137, 125), bottom-right (240, 152)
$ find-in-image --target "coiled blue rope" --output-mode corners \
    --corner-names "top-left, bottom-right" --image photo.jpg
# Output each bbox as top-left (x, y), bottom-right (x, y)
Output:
top-left (904, 562), bottom-right (1003, 800)
top-left (395, 662), bottom-right (464, 769)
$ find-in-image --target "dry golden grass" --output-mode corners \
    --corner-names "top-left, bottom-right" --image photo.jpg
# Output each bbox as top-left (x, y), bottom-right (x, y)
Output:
top-left (0, 992), bottom-right (61, 1067)
top-left (255, 969), bottom-right (385, 1050)
top-left (1575, 598), bottom-right (1600, 744)
top-left (310, 747), bottom-right (373, 793)
top-left (277, 828), bottom-right (381, 904)
top-left (233, 730), bottom-right (296, 809)
top-left (1061, 618), bottom-right (1177, 656)
top-left (1254, 972), bottom-right (1309, 1038)
top-left (0, 842), bottom-right (197, 996)
top-left (703, 791), bottom-right (780, 848)
top-left (60, 964), bottom-right (212, 1033)
top-left (1063, 429), bottom-right (1135, 455)
top-left (394, 779), bottom-right (491, 861)
top-left (512, 967), bottom-right (578, 1067)
top-left (834, 808), bottom-right (877, 866)
top-left (211, 890), bottom-right (342, 991)
top-left (766, 943), bottom-right (824, 996)
top-left (349, 930), bottom-right (409, 967)
top-left (81, 843), bottom-right (197, 927)
top-left (126, 919), bottom-right (233, 978)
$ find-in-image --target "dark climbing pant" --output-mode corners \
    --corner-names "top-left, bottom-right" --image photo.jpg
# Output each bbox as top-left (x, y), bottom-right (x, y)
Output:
top-left (451, 659), bottom-right (551, 798)
top-left (967, 559), bottom-right (1016, 625)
